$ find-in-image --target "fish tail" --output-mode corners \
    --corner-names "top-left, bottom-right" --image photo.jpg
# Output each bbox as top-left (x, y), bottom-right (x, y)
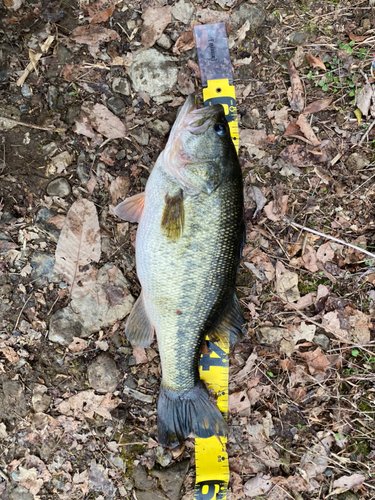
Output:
top-left (157, 381), bottom-right (227, 447)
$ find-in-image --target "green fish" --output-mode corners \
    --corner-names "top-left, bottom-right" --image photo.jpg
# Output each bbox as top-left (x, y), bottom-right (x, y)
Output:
top-left (115, 95), bottom-right (244, 446)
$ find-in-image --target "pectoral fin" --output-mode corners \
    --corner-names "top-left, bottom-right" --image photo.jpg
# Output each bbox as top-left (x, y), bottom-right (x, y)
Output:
top-left (114, 192), bottom-right (145, 223)
top-left (125, 292), bottom-right (154, 347)
top-left (208, 292), bottom-right (245, 346)
top-left (161, 190), bottom-right (184, 241)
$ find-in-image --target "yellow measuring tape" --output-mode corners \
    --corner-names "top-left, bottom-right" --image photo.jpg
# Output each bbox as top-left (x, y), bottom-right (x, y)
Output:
top-left (194, 23), bottom-right (239, 500)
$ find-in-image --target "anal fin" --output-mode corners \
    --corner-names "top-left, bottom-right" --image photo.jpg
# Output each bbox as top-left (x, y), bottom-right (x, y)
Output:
top-left (125, 292), bottom-right (154, 347)
top-left (208, 292), bottom-right (245, 346)
top-left (114, 192), bottom-right (145, 223)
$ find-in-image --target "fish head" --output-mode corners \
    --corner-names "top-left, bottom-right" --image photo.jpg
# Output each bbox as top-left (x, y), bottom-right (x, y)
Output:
top-left (162, 95), bottom-right (236, 194)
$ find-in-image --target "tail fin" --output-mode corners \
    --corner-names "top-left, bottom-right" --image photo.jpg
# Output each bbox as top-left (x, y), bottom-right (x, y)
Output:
top-left (157, 381), bottom-right (227, 447)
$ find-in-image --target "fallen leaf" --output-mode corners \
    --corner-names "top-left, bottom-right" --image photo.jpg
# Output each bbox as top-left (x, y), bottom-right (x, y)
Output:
top-left (267, 106), bottom-right (290, 127)
top-left (357, 84), bottom-right (373, 116)
top-left (177, 67), bottom-right (195, 95)
top-left (287, 60), bottom-right (304, 113)
top-left (345, 306), bottom-right (371, 343)
top-left (0, 240), bottom-right (18, 251)
top-left (87, 0), bottom-right (115, 24)
top-left (80, 103), bottom-right (126, 139)
top-left (349, 32), bottom-right (369, 42)
top-left (280, 144), bottom-right (317, 167)
top-left (58, 390), bottom-right (120, 420)
top-left (109, 176), bottom-right (130, 205)
top-left (303, 97), bottom-right (333, 114)
top-left (306, 53), bottom-right (326, 70)
top-left (300, 433), bottom-right (333, 479)
top-left (247, 186), bottom-right (267, 217)
top-left (1, 345), bottom-right (20, 364)
top-left (229, 390), bottom-right (251, 414)
top-left (292, 45), bottom-right (305, 68)
top-left (133, 346), bottom-right (147, 364)
top-left (275, 261), bottom-right (300, 303)
top-left (141, 6), bottom-right (171, 49)
top-left (54, 198), bottom-right (101, 300)
top-left (296, 114), bottom-right (320, 146)
top-left (285, 292), bottom-right (315, 310)
top-left (233, 351), bottom-right (258, 384)
top-left (243, 475), bottom-right (273, 497)
top-left (3, 0), bottom-right (24, 10)
top-left (173, 26), bottom-right (197, 54)
top-left (70, 25), bottom-right (120, 58)
top-left (301, 245), bottom-right (319, 272)
top-left (264, 195), bottom-right (288, 222)
top-left (299, 347), bottom-right (330, 374)
top-left (332, 473), bottom-right (366, 491)
top-left (47, 214), bottom-right (66, 230)
top-left (316, 242), bottom-right (335, 263)
top-left (244, 248), bottom-right (275, 282)
top-left (68, 337), bottom-right (88, 352)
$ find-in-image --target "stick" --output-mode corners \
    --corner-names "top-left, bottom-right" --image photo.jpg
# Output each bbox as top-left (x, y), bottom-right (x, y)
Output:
top-left (0, 116), bottom-right (66, 133)
top-left (16, 35), bottom-right (55, 86)
top-left (283, 217), bottom-right (375, 261)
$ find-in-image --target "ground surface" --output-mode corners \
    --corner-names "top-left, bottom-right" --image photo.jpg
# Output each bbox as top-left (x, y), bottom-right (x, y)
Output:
top-left (0, 0), bottom-right (375, 499)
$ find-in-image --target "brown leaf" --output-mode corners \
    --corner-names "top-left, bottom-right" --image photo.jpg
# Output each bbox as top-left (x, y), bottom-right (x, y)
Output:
top-left (296, 114), bottom-right (320, 146)
top-left (68, 337), bottom-right (88, 352)
top-left (275, 260), bottom-right (300, 303)
top-left (173, 25), bottom-right (198, 54)
top-left (298, 347), bottom-right (330, 374)
top-left (306, 52), bottom-right (326, 70)
top-left (357, 84), bottom-right (373, 116)
top-left (301, 245), bottom-right (319, 272)
top-left (332, 473), bottom-right (366, 491)
top-left (177, 67), bottom-right (195, 95)
top-left (54, 198), bottom-right (101, 300)
top-left (303, 97), bottom-right (333, 114)
top-left (316, 242), bottom-right (334, 263)
top-left (109, 176), bottom-right (130, 205)
top-left (0, 240), bottom-right (18, 251)
top-left (87, 0), bottom-right (115, 24)
top-left (70, 25), bottom-right (120, 57)
top-left (280, 144), bottom-right (317, 167)
top-left (80, 103), bottom-right (126, 139)
top-left (229, 390), bottom-right (251, 414)
top-left (133, 346), bottom-right (148, 364)
top-left (287, 60), bottom-right (304, 112)
top-left (141, 6), bottom-right (171, 49)
top-left (47, 214), bottom-right (66, 230)
top-left (349, 32), bottom-right (369, 42)
top-left (264, 195), bottom-right (288, 222)
top-left (1, 345), bottom-right (20, 364)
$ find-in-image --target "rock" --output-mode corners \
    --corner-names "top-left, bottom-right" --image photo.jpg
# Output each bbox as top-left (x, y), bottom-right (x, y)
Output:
top-left (46, 177), bottom-right (71, 197)
top-left (0, 379), bottom-right (28, 421)
top-left (131, 128), bottom-right (149, 146)
top-left (30, 252), bottom-right (60, 284)
top-left (64, 103), bottom-right (81, 126)
top-left (56, 44), bottom-right (71, 64)
top-left (70, 263), bottom-right (134, 333)
top-left (88, 461), bottom-right (116, 497)
top-left (128, 49), bottom-right (178, 97)
top-left (0, 208), bottom-right (16, 223)
top-left (241, 109), bottom-right (260, 129)
top-left (155, 446), bottom-right (172, 467)
top-left (0, 105), bottom-right (20, 130)
top-left (49, 307), bottom-right (89, 345)
top-left (338, 493), bottom-right (359, 500)
top-left (112, 77), bottom-right (131, 96)
top-left (346, 152), bottom-right (369, 171)
top-left (76, 152), bottom-right (90, 184)
top-left (9, 486), bottom-right (34, 500)
top-left (152, 119), bottom-right (171, 136)
top-left (42, 141), bottom-right (58, 157)
top-left (136, 492), bottom-right (167, 500)
top-left (157, 34), bottom-right (172, 50)
top-left (289, 31), bottom-right (309, 45)
top-left (47, 85), bottom-right (59, 109)
top-left (88, 352), bottom-right (121, 393)
top-left (151, 460), bottom-right (190, 500)
top-left (171, 0), bottom-right (194, 24)
top-left (34, 207), bottom-right (61, 242)
top-left (107, 96), bottom-right (126, 116)
top-left (232, 4), bottom-right (265, 29)
top-left (21, 83), bottom-right (32, 98)
top-left (313, 333), bottom-right (330, 351)
top-left (133, 464), bottom-right (157, 491)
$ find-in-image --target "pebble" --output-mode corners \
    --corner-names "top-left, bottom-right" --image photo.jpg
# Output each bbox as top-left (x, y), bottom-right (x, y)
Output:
top-left (9, 486), bottom-right (34, 500)
top-left (171, 0), bottom-right (194, 24)
top-left (133, 465), bottom-right (157, 491)
top-left (232, 4), bottom-right (265, 29)
top-left (152, 119), bottom-right (171, 136)
top-left (289, 31), bottom-right (309, 45)
top-left (49, 307), bottom-right (89, 345)
top-left (56, 44), bottom-right (72, 64)
top-left (241, 110), bottom-right (260, 129)
top-left (30, 252), bottom-right (60, 284)
top-left (76, 152), bottom-right (90, 184)
top-left (0, 208), bottom-right (16, 223)
top-left (112, 77), bottom-right (131, 96)
top-left (156, 34), bottom-right (172, 50)
top-left (64, 103), bottom-right (81, 126)
top-left (131, 128), bottom-right (149, 146)
top-left (21, 83), bottom-right (32, 98)
top-left (155, 446), bottom-right (172, 467)
top-left (88, 352), bottom-right (121, 394)
top-left (346, 152), bottom-right (369, 171)
top-left (46, 177), bottom-right (71, 197)
top-left (88, 461), bottom-right (116, 497)
top-left (34, 207), bottom-right (61, 242)
top-left (47, 85), bottom-right (59, 109)
top-left (19, 104), bottom-right (29, 114)
top-left (313, 333), bottom-right (330, 351)
top-left (42, 141), bottom-right (58, 157)
top-left (128, 49), bottom-right (178, 97)
top-left (107, 96), bottom-right (126, 116)
top-left (151, 460), bottom-right (190, 500)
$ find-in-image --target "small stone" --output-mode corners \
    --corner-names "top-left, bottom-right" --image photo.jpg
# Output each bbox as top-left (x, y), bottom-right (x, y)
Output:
top-left (42, 142), bottom-right (58, 157)
top-left (156, 33), bottom-right (172, 50)
top-left (128, 49), bottom-right (178, 97)
top-left (64, 103), bottom-right (81, 126)
top-left (35, 207), bottom-right (61, 242)
top-left (346, 152), bottom-right (369, 171)
top-left (56, 44), bottom-right (72, 64)
top-left (171, 0), bottom-right (194, 24)
top-left (131, 128), bottom-right (149, 146)
top-left (116, 150), bottom-right (126, 160)
top-left (289, 31), bottom-right (309, 45)
top-left (30, 252), bottom-right (60, 284)
top-left (49, 307), bottom-right (89, 345)
top-left (46, 177), bottom-right (71, 197)
top-left (152, 119), bottom-right (171, 136)
top-left (132, 465), bottom-right (157, 491)
top-left (21, 83), bottom-right (32, 98)
top-left (241, 110), bottom-right (260, 129)
top-left (232, 4), bottom-right (265, 29)
top-left (112, 77), bottom-right (131, 96)
top-left (155, 446), bottom-right (172, 467)
top-left (124, 375), bottom-right (137, 389)
top-left (9, 486), bottom-right (34, 500)
top-left (313, 334), bottom-right (330, 351)
top-left (88, 352), bottom-right (121, 393)
top-left (19, 104), bottom-right (29, 114)
top-left (88, 461), bottom-right (117, 497)
top-left (107, 96), bottom-right (126, 116)
top-left (151, 460), bottom-right (190, 500)
top-left (76, 152), bottom-right (90, 184)
top-left (47, 85), bottom-right (59, 109)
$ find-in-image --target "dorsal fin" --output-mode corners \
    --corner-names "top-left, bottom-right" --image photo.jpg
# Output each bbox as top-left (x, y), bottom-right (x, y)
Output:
top-left (161, 190), bottom-right (184, 241)
top-left (114, 192), bottom-right (145, 223)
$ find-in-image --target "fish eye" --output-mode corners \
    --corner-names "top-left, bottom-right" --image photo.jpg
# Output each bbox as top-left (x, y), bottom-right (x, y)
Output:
top-left (214, 122), bottom-right (227, 135)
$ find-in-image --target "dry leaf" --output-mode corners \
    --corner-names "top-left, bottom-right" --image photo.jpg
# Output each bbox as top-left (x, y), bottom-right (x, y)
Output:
top-left (233, 351), bottom-right (258, 383)
top-left (1, 345), bottom-right (20, 364)
top-left (316, 242), bottom-right (334, 263)
top-left (292, 45), bottom-right (304, 68)
top-left (349, 32), bottom-right (369, 42)
top-left (275, 261), bottom-right (300, 303)
top-left (264, 195), bottom-right (288, 222)
top-left (70, 25), bottom-right (120, 57)
top-left (68, 337), bottom-right (88, 352)
top-left (54, 198), bottom-right (101, 300)
top-left (173, 26), bottom-right (197, 55)
top-left (141, 6), bottom-right (171, 49)
top-left (306, 53), bottom-right (326, 70)
top-left (296, 114), bottom-right (320, 146)
top-left (229, 390), bottom-right (251, 414)
top-left (3, 0), bottom-right (24, 10)
top-left (301, 245), bottom-right (319, 272)
top-left (80, 103), bottom-right (126, 139)
top-left (109, 176), bottom-right (130, 205)
top-left (243, 475), bottom-right (273, 497)
top-left (247, 186), bottom-right (267, 217)
top-left (133, 346), bottom-right (148, 364)
top-left (244, 248), bottom-right (275, 282)
top-left (332, 473), bottom-right (365, 491)
top-left (303, 97), bottom-right (333, 114)
top-left (280, 144), bottom-right (317, 167)
top-left (287, 60), bottom-right (304, 113)
top-left (357, 84), bottom-right (373, 116)
top-left (58, 390), bottom-right (120, 420)
top-left (299, 347), bottom-right (330, 374)
top-left (177, 67), bottom-right (195, 95)
top-left (87, 0), bottom-right (115, 24)
top-left (47, 214), bottom-right (66, 230)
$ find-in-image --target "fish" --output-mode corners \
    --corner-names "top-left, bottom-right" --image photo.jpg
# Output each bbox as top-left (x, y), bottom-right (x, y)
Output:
top-left (114, 95), bottom-right (245, 447)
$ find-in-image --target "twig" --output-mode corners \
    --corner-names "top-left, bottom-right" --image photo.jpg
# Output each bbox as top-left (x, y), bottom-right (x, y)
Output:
top-left (14, 292), bottom-right (34, 330)
top-left (350, 171), bottom-right (375, 194)
top-left (0, 116), bottom-right (66, 133)
top-left (17, 35), bottom-right (55, 86)
top-left (358, 117), bottom-right (375, 146)
top-left (283, 217), bottom-right (375, 261)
